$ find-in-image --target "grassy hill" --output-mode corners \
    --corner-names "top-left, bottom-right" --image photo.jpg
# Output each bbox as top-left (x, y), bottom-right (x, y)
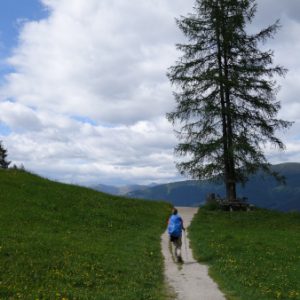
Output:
top-left (189, 208), bottom-right (300, 299)
top-left (127, 163), bottom-right (300, 212)
top-left (0, 169), bottom-right (171, 299)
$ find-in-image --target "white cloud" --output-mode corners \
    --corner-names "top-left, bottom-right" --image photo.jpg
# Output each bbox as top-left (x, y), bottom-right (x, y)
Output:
top-left (2, 0), bottom-right (191, 124)
top-left (0, 0), bottom-right (299, 185)
top-left (0, 101), bottom-right (42, 131)
top-left (0, 100), bottom-right (178, 185)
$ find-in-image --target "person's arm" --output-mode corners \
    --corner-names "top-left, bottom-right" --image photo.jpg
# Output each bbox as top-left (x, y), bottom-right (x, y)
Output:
top-left (181, 218), bottom-right (185, 231)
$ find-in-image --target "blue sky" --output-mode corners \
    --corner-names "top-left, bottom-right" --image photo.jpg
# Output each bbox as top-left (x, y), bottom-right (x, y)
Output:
top-left (0, 0), bottom-right (300, 186)
top-left (0, 1), bottom-right (48, 75)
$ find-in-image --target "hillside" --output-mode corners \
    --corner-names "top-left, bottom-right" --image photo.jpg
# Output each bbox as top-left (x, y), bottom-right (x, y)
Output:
top-left (127, 163), bottom-right (300, 212)
top-left (0, 169), bottom-right (171, 299)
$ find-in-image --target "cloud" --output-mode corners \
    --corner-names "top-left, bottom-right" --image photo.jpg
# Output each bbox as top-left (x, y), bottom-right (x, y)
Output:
top-left (0, 0), bottom-right (299, 185)
top-left (2, 0), bottom-right (193, 125)
top-left (0, 101), bottom-right (42, 131)
top-left (255, 0), bottom-right (300, 24)
top-left (1, 100), bottom-right (178, 185)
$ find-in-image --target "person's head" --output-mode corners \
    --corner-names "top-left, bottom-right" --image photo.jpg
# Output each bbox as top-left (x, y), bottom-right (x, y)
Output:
top-left (172, 208), bottom-right (178, 215)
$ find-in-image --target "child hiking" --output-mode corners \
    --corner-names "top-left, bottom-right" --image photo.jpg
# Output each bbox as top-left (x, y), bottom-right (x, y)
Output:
top-left (168, 208), bottom-right (185, 262)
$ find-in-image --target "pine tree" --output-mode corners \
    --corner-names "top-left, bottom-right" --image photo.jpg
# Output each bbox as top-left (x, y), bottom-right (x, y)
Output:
top-left (167, 0), bottom-right (292, 201)
top-left (0, 141), bottom-right (11, 169)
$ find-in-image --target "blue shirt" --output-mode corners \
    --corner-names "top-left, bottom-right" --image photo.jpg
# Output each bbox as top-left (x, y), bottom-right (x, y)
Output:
top-left (168, 214), bottom-right (183, 237)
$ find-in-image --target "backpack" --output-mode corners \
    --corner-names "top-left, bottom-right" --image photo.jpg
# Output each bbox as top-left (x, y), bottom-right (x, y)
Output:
top-left (168, 215), bottom-right (182, 237)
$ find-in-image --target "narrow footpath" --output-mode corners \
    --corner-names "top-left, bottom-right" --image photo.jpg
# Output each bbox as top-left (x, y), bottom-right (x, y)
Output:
top-left (162, 207), bottom-right (225, 300)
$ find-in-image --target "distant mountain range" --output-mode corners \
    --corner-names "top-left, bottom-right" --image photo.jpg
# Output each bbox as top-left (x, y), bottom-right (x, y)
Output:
top-left (90, 183), bottom-right (157, 196)
top-left (126, 163), bottom-right (300, 212)
top-left (91, 163), bottom-right (300, 212)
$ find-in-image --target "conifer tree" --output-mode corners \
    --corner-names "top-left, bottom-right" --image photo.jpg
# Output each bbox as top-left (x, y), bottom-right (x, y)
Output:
top-left (0, 141), bottom-right (11, 169)
top-left (167, 0), bottom-right (292, 201)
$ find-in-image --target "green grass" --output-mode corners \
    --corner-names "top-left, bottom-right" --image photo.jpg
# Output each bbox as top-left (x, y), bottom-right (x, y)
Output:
top-left (189, 208), bottom-right (300, 300)
top-left (0, 169), bottom-right (171, 299)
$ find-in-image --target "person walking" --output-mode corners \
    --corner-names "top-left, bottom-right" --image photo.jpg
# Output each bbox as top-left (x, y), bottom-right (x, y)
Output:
top-left (168, 208), bottom-right (185, 262)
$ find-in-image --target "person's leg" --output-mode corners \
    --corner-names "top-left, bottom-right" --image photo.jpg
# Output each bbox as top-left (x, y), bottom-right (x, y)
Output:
top-left (170, 236), bottom-right (177, 260)
top-left (174, 236), bottom-right (182, 261)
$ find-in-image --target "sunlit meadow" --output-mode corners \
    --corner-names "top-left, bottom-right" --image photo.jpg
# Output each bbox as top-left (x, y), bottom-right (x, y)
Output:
top-left (0, 169), bottom-right (171, 299)
top-left (189, 208), bottom-right (300, 300)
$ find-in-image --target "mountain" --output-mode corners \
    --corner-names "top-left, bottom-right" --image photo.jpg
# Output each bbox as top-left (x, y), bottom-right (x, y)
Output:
top-left (90, 183), bottom-right (157, 195)
top-left (90, 183), bottom-right (121, 195)
top-left (127, 163), bottom-right (300, 212)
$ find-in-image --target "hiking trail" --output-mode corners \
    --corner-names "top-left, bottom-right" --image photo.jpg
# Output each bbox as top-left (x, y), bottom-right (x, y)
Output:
top-left (162, 207), bottom-right (225, 300)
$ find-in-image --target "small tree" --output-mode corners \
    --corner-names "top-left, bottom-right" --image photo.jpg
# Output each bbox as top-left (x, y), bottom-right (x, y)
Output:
top-left (0, 141), bottom-right (11, 169)
top-left (167, 0), bottom-right (292, 201)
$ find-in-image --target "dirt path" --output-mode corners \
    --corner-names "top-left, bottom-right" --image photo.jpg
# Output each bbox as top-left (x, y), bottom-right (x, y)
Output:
top-left (162, 207), bottom-right (225, 300)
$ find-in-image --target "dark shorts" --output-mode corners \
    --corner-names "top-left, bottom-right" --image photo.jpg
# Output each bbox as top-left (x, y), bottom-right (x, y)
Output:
top-left (170, 235), bottom-right (182, 247)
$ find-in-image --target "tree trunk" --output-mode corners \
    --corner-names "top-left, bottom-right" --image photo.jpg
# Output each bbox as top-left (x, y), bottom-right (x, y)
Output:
top-left (215, 12), bottom-right (232, 201)
top-left (220, 0), bottom-right (237, 201)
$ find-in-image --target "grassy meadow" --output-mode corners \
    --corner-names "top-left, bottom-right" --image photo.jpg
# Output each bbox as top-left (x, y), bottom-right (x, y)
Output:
top-left (189, 208), bottom-right (300, 300)
top-left (0, 169), bottom-right (171, 299)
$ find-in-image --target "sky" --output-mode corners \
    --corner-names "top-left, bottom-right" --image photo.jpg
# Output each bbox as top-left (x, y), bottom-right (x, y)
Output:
top-left (0, 0), bottom-right (299, 186)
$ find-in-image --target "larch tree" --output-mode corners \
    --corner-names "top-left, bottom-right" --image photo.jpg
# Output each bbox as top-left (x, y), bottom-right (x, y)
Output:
top-left (167, 0), bottom-right (292, 201)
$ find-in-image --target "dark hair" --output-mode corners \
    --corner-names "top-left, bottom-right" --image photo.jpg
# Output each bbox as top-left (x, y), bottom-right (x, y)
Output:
top-left (172, 208), bottom-right (178, 215)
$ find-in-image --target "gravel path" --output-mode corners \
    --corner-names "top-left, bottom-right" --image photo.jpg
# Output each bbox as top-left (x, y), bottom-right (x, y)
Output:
top-left (162, 207), bottom-right (225, 300)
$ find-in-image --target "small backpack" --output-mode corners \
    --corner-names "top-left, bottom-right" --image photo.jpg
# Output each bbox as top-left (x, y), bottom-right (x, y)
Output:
top-left (168, 215), bottom-right (182, 237)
